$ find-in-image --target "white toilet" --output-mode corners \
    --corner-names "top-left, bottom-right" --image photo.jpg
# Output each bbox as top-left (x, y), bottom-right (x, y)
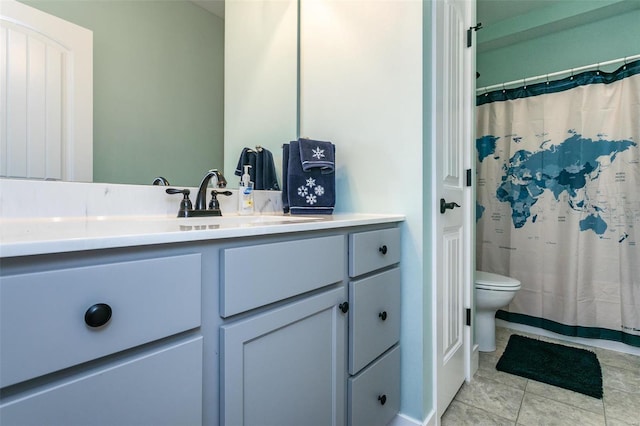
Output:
top-left (475, 271), bottom-right (521, 352)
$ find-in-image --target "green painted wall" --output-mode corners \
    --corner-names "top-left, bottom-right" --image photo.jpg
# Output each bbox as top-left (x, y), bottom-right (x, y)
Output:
top-left (477, 8), bottom-right (640, 89)
top-left (21, 0), bottom-right (224, 187)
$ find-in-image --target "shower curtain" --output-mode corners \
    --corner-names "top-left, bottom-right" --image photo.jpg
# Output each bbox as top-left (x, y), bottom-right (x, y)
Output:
top-left (475, 60), bottom-right (640, 347)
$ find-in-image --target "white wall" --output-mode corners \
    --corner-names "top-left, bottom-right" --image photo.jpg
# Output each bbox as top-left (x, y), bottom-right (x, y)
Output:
top-left (299, 0), bottom-right (428, 420)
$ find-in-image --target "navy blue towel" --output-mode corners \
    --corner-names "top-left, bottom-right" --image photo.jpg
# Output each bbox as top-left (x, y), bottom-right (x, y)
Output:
top-left (234, 147), bottom-right (280, 190)
top-left (282, 140), bottom-right (335, 215)
top-left (299, 138), bottom-right (335, 173)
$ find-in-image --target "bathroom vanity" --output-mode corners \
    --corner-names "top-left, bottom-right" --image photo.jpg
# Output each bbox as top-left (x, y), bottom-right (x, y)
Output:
top-left (0, 209), bottom-right (403, 425)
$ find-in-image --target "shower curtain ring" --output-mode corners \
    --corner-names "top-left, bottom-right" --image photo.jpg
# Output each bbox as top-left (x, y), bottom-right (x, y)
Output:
top-left (623, 57), bottom-right (628, 70)
top-left (570, 69), bottom-right (574, 80)
top-left (523, 78), bottom-right (527, 90)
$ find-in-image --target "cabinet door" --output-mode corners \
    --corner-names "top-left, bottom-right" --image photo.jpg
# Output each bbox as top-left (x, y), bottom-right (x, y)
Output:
top-left (221, 288), bottom-right (346, 426)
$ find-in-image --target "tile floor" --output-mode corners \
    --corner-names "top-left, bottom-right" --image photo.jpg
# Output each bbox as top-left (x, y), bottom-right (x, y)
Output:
top-left (442, 327), bottom-right (640, 426)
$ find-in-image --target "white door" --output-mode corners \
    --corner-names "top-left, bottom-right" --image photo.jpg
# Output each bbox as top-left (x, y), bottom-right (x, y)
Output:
top-left (0, 0), bottom-right (92, 181)
top-left (432, 0), bottom-right (473, 418)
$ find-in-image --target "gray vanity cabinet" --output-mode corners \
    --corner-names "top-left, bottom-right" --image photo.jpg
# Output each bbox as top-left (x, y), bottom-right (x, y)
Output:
top-left (0, 220), bottom-right (402, 426)
top-left (219, 235), bottom-right (347, 426)
top-left (347, 228), bottom-right (401, 426)
top-left (0, 253), bottom-right (203, 426)
top-left (218, 225), bottom-right (402, 426)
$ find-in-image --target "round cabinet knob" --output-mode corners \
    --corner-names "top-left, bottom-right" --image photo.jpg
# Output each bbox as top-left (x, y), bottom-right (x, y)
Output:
top-left (339, 302), bottom-right (349, 314)
top-left (378, 394), bottom-right (387, 405)
top-left (379, 245), bottom-right (388, 255)
top-left (84, 303), bottom-right (112, 328)
top-left (379, 311), bottom-right (388, 321)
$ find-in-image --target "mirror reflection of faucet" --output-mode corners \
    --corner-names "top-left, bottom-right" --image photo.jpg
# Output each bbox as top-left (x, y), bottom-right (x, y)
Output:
top-left (166, 169), bottom-right (231, 217)
top-left (152, 176), bottom-right (170, 185)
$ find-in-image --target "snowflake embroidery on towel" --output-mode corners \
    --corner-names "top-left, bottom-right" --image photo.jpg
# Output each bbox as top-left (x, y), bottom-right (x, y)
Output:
top-left (298, 177), bottom-right (325, 205)
top-left (312, 147), bottom-right (325, 160)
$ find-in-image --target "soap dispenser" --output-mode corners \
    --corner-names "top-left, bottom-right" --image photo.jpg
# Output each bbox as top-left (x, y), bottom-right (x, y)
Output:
top-left (238, 165), bottom-right (254, 215)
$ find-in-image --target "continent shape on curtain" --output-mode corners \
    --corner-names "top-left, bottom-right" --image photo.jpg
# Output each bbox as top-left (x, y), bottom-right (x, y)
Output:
top-left (475, 64), bottom-right (640, 344)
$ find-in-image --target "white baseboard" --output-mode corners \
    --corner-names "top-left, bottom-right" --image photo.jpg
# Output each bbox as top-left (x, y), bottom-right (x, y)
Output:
top-left (387, 409), bottom-right (436, 426)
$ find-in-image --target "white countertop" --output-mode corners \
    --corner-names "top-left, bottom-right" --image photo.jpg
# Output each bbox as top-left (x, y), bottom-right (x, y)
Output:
top-left (0, 213), bottom-right (404, 258)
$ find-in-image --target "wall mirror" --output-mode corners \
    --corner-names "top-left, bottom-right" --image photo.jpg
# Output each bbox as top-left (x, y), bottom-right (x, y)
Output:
top-left (12, 0), bottom-right (297, 188)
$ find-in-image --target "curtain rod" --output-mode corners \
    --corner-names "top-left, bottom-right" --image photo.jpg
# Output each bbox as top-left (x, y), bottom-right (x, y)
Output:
top-left (476, 54), bottom-right (640, 94)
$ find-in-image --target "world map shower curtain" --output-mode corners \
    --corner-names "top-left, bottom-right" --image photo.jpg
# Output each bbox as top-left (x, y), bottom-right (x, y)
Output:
top-left (475, 60), bottom-right (640, 347)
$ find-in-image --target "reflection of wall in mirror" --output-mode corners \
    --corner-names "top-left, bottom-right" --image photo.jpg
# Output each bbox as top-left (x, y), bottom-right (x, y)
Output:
top-left (224, 0), bottom-right (298, 190)
top-left (20, 0), bottom-right (224, 187)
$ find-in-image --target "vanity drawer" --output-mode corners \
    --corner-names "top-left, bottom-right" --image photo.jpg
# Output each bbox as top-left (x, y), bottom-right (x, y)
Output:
top-left (221, 235), bottom-right (344, 317)
top-left (349, 268), bottom-right (401, 375)
top-left (349, 227), bottom-right (400, 277)
top-left (0, 336), bottom-right (203, 426)
top-left (0, 254), bottom-right (201, 388)
top-left (348, 345), bottom-right (400, 426)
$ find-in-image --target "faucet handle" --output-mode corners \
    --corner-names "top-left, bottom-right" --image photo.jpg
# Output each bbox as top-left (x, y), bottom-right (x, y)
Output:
top-left (166, 188), bottom-right (193, 218)
top-left (209, 190), bottom-right (232, 210)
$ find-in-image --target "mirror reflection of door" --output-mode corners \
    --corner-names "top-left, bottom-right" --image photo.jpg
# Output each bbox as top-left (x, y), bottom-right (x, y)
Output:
top-left (1, 0), bottom-right (92, 182)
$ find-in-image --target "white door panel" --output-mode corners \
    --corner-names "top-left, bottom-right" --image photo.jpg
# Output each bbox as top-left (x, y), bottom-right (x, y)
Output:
top-left (433, 0), bottom-right (473, 418)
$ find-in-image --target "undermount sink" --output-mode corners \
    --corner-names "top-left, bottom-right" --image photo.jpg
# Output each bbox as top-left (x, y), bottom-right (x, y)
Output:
top-left (175, 214), bottom-right (325, 230)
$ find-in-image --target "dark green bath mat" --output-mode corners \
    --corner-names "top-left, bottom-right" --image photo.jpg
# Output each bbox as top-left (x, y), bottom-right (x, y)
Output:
top-left (496, 334), bottom-right (603, 399)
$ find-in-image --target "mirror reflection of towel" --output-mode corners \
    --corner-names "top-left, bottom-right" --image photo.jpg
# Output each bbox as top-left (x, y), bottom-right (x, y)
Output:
top-left (282, 139), bottom-right (335, 215)
top-left (234, 147), bottom-right (280, 190)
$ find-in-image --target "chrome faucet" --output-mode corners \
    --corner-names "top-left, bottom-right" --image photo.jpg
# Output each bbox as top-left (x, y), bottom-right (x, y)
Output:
top-left (195, 169), bottom-right (227, 210)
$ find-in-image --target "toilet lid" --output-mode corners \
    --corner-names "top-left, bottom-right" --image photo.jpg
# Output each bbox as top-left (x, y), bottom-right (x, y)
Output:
top-left (475, 271), bottom-right (521, 290)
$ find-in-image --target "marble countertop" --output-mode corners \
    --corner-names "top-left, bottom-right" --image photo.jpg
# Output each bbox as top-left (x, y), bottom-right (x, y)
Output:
top-left (0, 213), bottom-right (404, 258)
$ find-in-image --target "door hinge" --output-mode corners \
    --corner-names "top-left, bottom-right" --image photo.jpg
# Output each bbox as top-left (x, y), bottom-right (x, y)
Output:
top-left (465, 308), bottom-right (471, 326)
top-left (466, 23), bottom-right (483, 48)
top-left (466, 169), bottom-right (472, 187)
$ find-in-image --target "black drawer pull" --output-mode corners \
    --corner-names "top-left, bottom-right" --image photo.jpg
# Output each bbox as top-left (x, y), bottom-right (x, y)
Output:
top-left (339, 302), bottom-right (349, 314)
top-left (85, 303), bottom-right (112, 328)
top-left (378, 394), bottom-right (387, 405)
top-left (379, 245), bottom-right (388, 255)
top-left (379, 311), bottom-right (388, 321)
